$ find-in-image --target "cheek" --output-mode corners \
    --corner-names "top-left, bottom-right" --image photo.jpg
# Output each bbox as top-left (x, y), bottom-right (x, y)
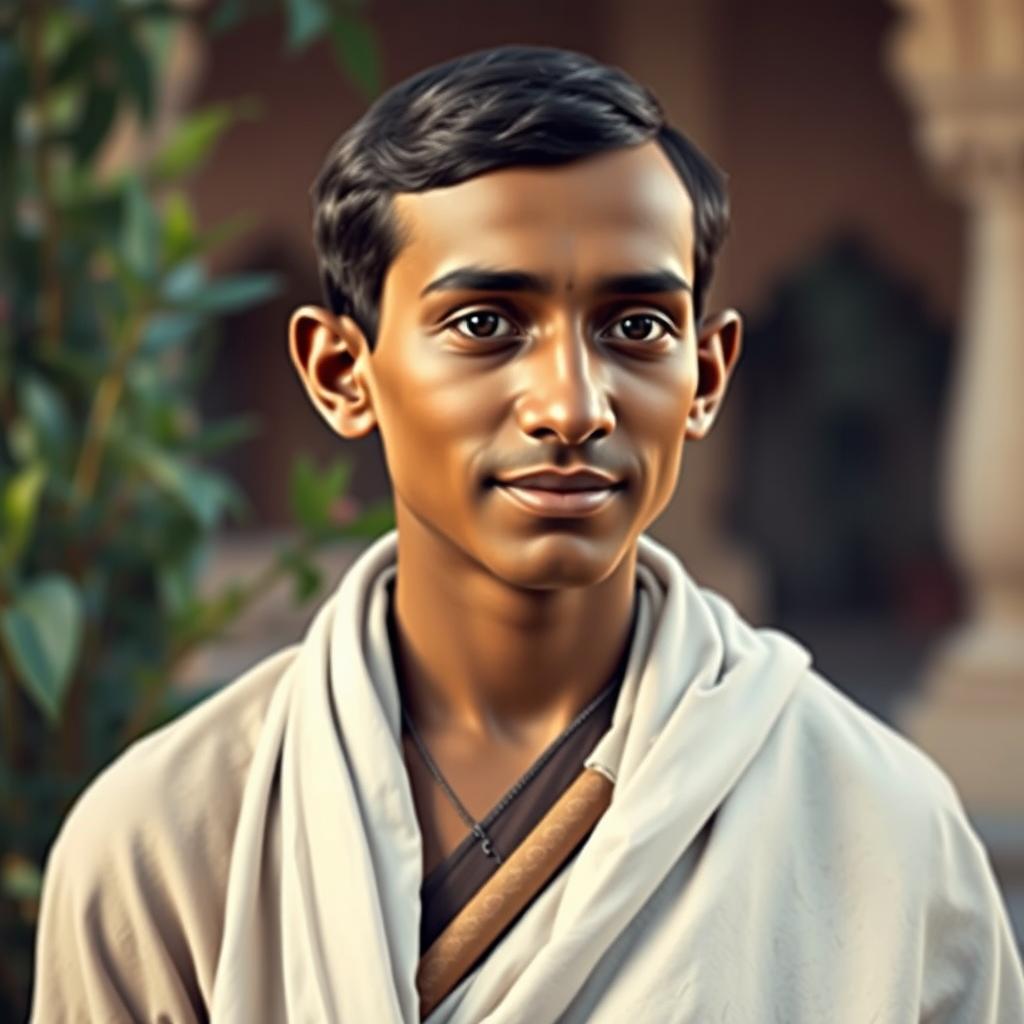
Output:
top-left (623, 360), bottom-right (696, 466)
top-left (372, 352), bottom-right (501, 497)
top-left (619, 364), bottom-right (696, 519)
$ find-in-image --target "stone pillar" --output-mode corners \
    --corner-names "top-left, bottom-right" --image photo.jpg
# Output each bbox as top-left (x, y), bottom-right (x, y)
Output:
top-left (888, 0), bottom-right (1024, 813)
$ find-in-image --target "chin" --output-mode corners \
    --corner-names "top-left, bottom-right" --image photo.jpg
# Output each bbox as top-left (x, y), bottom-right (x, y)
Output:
top-left (481, 531), bottom-right (630, 591)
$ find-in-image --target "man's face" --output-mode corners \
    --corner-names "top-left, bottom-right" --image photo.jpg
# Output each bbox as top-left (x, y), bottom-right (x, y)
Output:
top-left (359, 140), bottom-right (730, 589)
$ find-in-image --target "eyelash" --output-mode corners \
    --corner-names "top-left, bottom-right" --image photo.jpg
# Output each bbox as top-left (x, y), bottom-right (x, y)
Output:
top-left (445, 307), bottom-right (679, 346)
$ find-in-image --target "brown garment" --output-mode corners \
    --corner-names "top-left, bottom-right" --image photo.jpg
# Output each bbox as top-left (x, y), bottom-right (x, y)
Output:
top-left (417, 768), bottom-right (615, 1019)
top-left (391, 592), bottom-right (635, 956)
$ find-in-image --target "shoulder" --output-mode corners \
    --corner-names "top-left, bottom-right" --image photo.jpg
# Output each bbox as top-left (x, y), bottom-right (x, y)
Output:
top-left (758, 656), bottom-right (1005, 919)
top-left (33, 645), bottom-right (297, 1019)
top-left (779, 667), bottom-right (1024, 1013)
top-left (695, 581), bottom-right (963, 837)
top-left (54, 643), bottom-right (296, 874)
top-left (688, 581), bottom-right (966, 845)
top-left (690, 580), bottom-right (969, 851)
top-left (694, 599), bottom-right (1024, 1015)
top-left (772, 662), bottom-right (965, 836)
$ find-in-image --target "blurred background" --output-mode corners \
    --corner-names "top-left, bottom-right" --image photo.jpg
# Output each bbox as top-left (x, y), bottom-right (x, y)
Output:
top-left (2, 0), bottom-right (1023, 1017)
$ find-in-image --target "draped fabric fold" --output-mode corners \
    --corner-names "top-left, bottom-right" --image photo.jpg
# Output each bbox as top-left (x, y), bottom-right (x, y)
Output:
top-left (205, 529), bottom-right (1022, 1021)
top-left (208, 529), bottom-right (818, 1021)
top-left (33, 528), bottom-right (1024, 1023)
top-left (212, 533), bottom-right (423, 1023)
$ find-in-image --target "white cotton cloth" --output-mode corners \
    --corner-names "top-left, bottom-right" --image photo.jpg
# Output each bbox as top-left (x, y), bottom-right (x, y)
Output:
top-left (31, 529), bottom-right (1024, 1023)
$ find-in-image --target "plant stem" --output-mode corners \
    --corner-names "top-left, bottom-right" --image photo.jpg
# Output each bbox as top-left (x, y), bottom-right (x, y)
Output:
top-left (25, 0), bottom-right (62, 352)
top-left (71, 370), bottom-right (126, 500)
top-left (0, 575), bottom-right (24, 774)
top-left (71, 310), bottom-right (147, 502)
top-left (0, 661), bottom-right (23, 775)
top-left (0, 630), bottom-right (27, 782)
top-left (56, 618), bottom-right (99, 778)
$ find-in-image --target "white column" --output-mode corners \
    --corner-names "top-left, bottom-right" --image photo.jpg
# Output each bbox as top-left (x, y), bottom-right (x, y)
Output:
top-left (888, 0), bottom-right (1024, 813)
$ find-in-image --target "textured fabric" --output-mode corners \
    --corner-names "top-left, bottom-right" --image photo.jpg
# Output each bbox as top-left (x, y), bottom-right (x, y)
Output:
top-left (31, 529), bottom-right (1024, 1023)
top-left (417, 768), bottom-right (614, 1019)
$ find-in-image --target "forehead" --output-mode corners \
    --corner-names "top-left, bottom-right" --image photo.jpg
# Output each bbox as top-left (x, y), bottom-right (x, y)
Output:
top-left (386, 140), bottom-right (695, 293)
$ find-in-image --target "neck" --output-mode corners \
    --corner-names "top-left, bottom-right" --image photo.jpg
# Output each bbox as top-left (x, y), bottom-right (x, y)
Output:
top-left (389, 513), bottom-right (638, 744)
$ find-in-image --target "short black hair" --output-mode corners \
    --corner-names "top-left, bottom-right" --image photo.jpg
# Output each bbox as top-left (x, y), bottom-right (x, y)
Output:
top-left (310, 45), bottom-right (730, 347)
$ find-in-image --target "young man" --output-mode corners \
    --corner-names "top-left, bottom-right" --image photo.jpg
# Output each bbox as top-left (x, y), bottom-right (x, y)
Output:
top-left (32, 45), bottom-right (1024, 1022)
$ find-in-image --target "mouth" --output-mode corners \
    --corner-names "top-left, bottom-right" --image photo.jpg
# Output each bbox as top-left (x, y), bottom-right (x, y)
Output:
top-left (488, 473), bottom-right (625, 519)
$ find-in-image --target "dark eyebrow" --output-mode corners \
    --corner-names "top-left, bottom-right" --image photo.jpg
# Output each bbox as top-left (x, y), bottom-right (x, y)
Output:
top-left (420, 267), bottom-right (550, 297)
top-left (592, 270), bottom-right (691, 296)
top-left (419, 266), bottom-right (691, 298)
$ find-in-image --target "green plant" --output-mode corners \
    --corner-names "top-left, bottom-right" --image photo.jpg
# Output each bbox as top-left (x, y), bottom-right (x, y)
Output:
top-left (0, 0), bottom-right (391, 1015)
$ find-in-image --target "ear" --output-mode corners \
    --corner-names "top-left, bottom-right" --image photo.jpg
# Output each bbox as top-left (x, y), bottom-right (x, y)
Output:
top-left (685, 308), bottom-right (743, 440)
top-left (288, 304), bottom-right (378, 439)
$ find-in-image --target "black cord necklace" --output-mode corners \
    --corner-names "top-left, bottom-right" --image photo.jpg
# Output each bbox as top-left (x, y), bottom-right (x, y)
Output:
top-left (400, 674), bottom-right (621, 866)
top-left (391, 580), bottom-right (634, 867)
top-left (401, 703), bottom-right (503, 862)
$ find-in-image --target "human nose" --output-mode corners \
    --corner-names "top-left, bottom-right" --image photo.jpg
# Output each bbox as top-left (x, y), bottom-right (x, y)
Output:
top-left (514, 323), bottom-right (616, 445)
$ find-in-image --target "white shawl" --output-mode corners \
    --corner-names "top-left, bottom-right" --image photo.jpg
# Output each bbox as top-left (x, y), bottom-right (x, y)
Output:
top-left (208, 528), bottom-right (1024, 1022)
top-left (33, 529), bottom-right (1024, 1022)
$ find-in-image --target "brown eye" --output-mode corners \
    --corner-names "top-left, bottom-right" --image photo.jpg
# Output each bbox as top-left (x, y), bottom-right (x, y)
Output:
top-left (452, 310), bottom-right (516, 340)
top-left (607, 313), bottom-right (671, 343)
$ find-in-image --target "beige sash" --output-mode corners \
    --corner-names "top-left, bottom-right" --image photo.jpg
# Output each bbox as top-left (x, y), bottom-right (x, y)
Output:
top-left (416, 767), bottom-right (615, 1020)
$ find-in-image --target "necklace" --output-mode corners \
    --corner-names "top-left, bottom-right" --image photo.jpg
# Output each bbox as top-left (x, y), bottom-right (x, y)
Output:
top-left (400, 673), bottom-right (622, 866)
top-left (401, 702), bottom-right (504, 863)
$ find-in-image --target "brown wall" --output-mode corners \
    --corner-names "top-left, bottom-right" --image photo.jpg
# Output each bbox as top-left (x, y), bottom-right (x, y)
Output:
top-left (712, 0), bottom-right (962, 319)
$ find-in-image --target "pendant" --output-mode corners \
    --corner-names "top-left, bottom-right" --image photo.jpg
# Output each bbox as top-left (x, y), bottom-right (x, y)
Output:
top-left (473, 823), bottom-right (501, 862)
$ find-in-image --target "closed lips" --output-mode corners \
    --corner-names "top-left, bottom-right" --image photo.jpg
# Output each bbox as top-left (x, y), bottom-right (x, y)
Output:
top-left (495, 471), bottom-right (620, 491)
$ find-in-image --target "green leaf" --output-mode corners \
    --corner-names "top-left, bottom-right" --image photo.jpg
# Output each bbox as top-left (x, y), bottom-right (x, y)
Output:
top-left (161, 259), bottom-right (204, 303)
top-left (341, 495), bottom-right (394, 538)
top-left (151, 264), bottom-right (281, 319)
top-left (0, 43), bottom-right (27, 163)
top-left (7, 418), bottom-right (37, 464)
top-left (1, 853), bottom-right (43, 902)
top-left (122, 0), bottom-right (196, 19)
top-left (289, 454), bottom-right (353, 533)
top-left (155, 459), bottom-right (244, 529)
top-left (149, 101), bottom-right (258, 181)
top-left (18, 373), bottom-right (73, 462)
top-left (120, 436), bottom-right (246, 528)
top-left (184, 272), bottom-right (281, 314)
top-left (177, 468), bottom-right (247, 528)
top-left (182, 414), bottom-right (261, 455)
top-left (329, 12), bottom-right (380, 98)
top-left (141, 310), bottom-right (204, 353)
top-left (208, 0), bottom-right (249, 36)
top-left (51, 32), bottom-right (98, 89)
top-left (61, 180), bottom-right (124, 239)
top-left (41, 5), bottom-right (76, 61)
top-left (72, 84), bottom-right (119, 163)
top-left (0, 574), bottom-right (84, 724)
top-left (121, 176), bottom-right (161, 282)
top-left (161, 190), bottom-right (198, 264)
top-left (285, 0), bottom-right (329, 51)
top-left (157, 543), bottom-right (209, 616)
top-left (113, 25), bottom-right (155, 124)
top-left (185, 210), bottom-right (258, 264)
top-left (280, 549), bottom-right (323, 602)
top-left (0, 464), bottom-right (46, 570)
